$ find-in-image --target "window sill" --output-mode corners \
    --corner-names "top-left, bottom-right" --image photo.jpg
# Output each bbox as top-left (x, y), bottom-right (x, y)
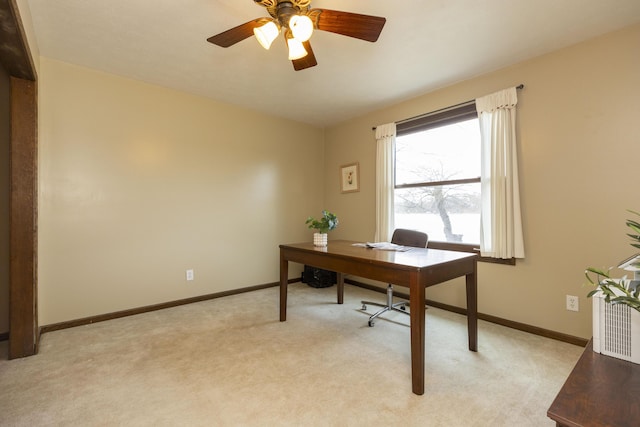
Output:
top-left (426, 241), bottom-right (516, 266)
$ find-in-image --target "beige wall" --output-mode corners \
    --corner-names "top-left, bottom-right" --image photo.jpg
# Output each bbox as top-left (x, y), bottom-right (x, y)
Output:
top-left (324, 24), bottom-right (640, 340)
top-left (38, 58), bottom-right (325, 325)
top-left (28, 20), bottom-right (640, 338)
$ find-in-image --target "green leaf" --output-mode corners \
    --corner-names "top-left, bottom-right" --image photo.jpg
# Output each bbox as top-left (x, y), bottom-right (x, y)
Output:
top-left (305, 210), bottom-right (339, 234)
top-left (628, 222), bottom-right (640, 230)
top-left (583, 209), bottom-right (640, 313)
top-left (586, 267), bottom-right (610, 277)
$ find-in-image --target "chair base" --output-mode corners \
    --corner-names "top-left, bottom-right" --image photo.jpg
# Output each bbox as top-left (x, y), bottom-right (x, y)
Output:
top-left (361, 284), bottom-right (409, 327)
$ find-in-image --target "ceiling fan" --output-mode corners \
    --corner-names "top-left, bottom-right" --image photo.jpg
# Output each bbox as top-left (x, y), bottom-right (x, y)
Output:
top-left (207, 0), bottom-right (386, 71)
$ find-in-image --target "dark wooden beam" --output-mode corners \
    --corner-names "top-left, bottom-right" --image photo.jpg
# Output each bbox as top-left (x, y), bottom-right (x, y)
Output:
top-left (0, 0), bottom-right (39, 359)
top-left (0, 0), bottom-right (36, 80)
top-left (9, 75), bottom-right (37, 358)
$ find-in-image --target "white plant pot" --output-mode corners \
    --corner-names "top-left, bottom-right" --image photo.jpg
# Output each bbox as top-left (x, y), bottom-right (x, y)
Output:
top-left (593, 290), bottom-right (640, 364)
top-left (313, 233), bottom-right (328, 247)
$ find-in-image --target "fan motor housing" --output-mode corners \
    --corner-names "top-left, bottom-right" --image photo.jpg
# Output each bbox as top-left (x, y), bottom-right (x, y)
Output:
top-left (254, 0), bottom-right (310, 9)
top-left (260, 1), bottom-right (311, 27)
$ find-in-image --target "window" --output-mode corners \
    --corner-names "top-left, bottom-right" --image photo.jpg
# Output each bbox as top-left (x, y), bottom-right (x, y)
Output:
top-left (394, 103), bottom-right (480, 248)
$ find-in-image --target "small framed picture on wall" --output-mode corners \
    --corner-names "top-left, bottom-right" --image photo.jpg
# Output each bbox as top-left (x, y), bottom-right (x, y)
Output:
top-left (340, 162), bottom-right (360, 193)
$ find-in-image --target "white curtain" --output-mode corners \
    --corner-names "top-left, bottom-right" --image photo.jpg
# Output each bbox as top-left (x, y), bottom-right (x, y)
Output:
top-left (476, 87), bottom-right (525, 259)
top-left (374, 123), bottom-right (396, 242)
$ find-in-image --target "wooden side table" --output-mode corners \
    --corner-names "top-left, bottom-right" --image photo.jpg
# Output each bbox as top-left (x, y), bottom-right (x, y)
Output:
top-left (547, 340), bottom-right (640, 426)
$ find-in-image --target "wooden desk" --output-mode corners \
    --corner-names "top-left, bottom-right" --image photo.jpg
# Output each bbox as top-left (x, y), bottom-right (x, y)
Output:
top-left (547, 340), bottom-right (640, 426)
top-left (279, 240), bottom-right (478, 395)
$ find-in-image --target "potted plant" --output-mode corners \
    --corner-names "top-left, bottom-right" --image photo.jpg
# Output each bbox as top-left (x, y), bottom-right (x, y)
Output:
top-left (305, 210), bottom-right (339, 247)
top-left (586, 210), bottom-right (640, 312)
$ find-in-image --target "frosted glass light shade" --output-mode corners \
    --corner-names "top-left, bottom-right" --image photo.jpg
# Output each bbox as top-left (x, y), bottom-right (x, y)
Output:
top-left (289, 15), bottom-right (313, 42)
top-left (254, 21), bottom-right (280, 50)
top-left (287, 37), bottom-right (307, 60)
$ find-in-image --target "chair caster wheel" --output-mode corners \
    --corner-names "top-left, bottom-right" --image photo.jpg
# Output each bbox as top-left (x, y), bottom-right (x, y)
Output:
top-left (400, 305), bottom-right (406, 311)
top-left (368, 320), bottom-right (374, 327)
top-left (361, 304), bottom-right (367, 310)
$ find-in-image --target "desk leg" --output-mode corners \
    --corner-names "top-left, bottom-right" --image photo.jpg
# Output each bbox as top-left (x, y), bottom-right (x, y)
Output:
top-left (409, 277), bottom-right (425, 395)
top-left (279, 252), bottom-right (288, 322)
top-left (337, 272), bottom-right (344, 304)
top-left (466, 262), bottom-right (478, 352)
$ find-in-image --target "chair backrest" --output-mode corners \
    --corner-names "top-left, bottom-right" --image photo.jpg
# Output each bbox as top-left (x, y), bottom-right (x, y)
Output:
top-left (390, 229), bottom-right (428, 248)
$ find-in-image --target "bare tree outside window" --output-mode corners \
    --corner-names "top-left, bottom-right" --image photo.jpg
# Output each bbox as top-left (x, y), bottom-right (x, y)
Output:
top-left (395, 115), bottom-right (481, 244)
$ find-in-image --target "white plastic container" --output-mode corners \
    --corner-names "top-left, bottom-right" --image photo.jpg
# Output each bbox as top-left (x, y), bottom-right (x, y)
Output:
top-left (592, 290), bottom-right (640, 364)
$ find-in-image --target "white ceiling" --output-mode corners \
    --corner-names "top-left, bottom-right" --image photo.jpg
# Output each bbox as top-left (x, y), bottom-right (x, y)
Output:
top-left (26, 0), bottom-right (640, 128)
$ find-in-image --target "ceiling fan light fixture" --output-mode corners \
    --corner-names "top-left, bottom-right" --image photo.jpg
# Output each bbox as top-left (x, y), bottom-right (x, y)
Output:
top-left (289, 14), bottom-right (313, 42)
top-left (207, 2), bottom-right (387, 71)
top-left (253, 20), bottom-right (280, 50)
top-left (287, 37), bottom-right (308, 60)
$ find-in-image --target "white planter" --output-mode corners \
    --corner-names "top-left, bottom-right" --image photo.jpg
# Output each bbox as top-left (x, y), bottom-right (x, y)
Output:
top-left (313, 233), bottom-right (328, 247)
top-left (593, 291), bottom-right (640, 364)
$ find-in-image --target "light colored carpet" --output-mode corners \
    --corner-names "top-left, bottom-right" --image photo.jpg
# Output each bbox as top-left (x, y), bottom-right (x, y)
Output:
top-left (0, 283), bottom-right (583, 426)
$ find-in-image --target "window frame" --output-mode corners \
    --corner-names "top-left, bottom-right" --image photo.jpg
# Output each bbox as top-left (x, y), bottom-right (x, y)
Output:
top-left (394, 102), bottom-right (515, 265)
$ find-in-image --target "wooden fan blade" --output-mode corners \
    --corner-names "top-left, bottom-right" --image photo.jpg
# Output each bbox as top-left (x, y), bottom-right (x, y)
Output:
top-left (207, 19), bottom-right (264, 48)
top-left (312, 9), bottom-right (386, 42)
top-left (292, 41), bottom-right (317, 71)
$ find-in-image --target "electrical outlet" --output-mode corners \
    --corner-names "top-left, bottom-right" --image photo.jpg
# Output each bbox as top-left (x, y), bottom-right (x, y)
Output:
top-left (566, 295), bottom-right (579, 312)
top-left (186, 269), bottom-right (194, 281)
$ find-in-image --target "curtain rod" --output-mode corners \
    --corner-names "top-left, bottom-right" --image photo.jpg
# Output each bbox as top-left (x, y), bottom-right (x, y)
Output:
top-left (372, 84), bottom-right (524, 131)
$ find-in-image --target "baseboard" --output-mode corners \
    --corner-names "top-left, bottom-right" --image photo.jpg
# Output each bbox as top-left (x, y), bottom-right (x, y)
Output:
top-left (346, 279), bottom-right (589, 347)
top-left (0, 331), bottom-right (8, 342)
top-left (39, 280), bottom-right (290, 335)
top-left (38, 277), bottom-right (589, 348)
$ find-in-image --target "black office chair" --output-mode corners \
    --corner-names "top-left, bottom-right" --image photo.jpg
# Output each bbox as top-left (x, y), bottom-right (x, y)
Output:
top-left (360, 229), bottom-right (429, 327)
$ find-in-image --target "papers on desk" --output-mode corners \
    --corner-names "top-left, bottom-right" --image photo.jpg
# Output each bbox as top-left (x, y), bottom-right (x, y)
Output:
top-left (352, 242), bottom-right (411, 251)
